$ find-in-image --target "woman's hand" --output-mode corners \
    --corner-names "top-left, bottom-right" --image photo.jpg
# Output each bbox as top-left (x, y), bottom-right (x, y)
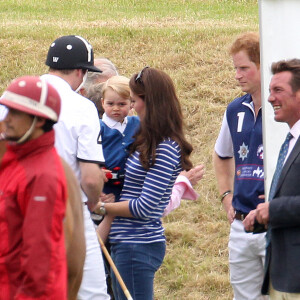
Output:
top-left (100, 192), bottom-right (115, 203)
top-left (180, 164), bottom-right (205, 186)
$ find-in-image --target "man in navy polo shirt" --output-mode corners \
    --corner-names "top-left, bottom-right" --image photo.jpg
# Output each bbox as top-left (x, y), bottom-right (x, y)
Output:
top-left (213, 32), bottom-right (267, 300)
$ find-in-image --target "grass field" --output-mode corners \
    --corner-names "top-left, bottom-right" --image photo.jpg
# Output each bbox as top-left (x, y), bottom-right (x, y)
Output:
top-left (0, 0), bottom-right (259, 299)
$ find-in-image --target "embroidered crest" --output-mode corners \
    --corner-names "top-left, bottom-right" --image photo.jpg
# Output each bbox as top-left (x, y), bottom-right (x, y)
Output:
top-left (238, 142), bottom-right (249, 161)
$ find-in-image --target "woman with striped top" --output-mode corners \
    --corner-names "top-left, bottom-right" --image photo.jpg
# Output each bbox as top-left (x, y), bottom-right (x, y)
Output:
top-left (97, 67), bottom-right (193, 300)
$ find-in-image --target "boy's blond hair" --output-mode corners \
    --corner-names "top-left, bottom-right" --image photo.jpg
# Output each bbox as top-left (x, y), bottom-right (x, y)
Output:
top-left (102, 75), bottom-right (130, 100)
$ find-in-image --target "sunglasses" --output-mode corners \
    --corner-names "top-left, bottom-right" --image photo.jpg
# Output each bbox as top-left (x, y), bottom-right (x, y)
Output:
top-left (135, 66), bottom-right (149, 84)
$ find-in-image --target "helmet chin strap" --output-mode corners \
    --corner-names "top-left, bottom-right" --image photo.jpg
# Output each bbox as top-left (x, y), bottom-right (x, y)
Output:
top-left (75, 71), bottom-right (88, 93)
top-left (16, 116), bottom-right (38, 144)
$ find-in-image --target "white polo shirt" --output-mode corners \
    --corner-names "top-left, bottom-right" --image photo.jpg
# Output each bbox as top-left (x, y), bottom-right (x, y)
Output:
top-left (41, 74), bottom-right (104, 202)
top-left (0, 104), bottom-right (8, 121)
top-left (102, 112), bottom-right (128, 134)
top-left (215, 111), bottom-right (234, 157)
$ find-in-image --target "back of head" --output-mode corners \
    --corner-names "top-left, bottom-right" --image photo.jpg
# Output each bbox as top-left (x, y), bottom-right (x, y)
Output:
top-left (271, 58), bottom-right (300, 93)
top-left (85, 82), bottom-right (105, 118)
top-left (0, 76), bottom-right (61, 123)
top-left (129, 67), bottom-right (181, 128)
top-left (46, 35), bottom-right (102, 73)
top-left (94, 58), bottom-right (118, 80)
top-left (129, 67), bottom-right (193, 170)
top-left (230, 32), bottom-right (260, 66)
top-left (102, 75), bottom-right (130, 100)
top-left (83, 58), bottom-right (118, 91)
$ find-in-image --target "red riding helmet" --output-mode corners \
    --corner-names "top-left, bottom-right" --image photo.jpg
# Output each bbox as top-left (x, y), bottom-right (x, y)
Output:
top-left (0, 76), bottom-right (61, 122)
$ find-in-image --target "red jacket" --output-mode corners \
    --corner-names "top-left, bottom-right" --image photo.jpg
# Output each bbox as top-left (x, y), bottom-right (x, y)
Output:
top-left (0, 130), bottom-right (67, 300)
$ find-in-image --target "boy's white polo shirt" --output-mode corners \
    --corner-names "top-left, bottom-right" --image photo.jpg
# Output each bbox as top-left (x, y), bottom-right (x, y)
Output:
top-left (102, 112), bottom-right (128, 134)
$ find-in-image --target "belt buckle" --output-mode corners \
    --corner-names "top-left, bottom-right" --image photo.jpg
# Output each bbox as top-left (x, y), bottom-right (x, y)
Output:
top-left (234, 211), bottom-right (246, 221)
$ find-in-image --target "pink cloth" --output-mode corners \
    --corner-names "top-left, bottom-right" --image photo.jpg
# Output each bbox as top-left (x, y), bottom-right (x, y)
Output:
top-left (163, 175), bottom-right (199, 217)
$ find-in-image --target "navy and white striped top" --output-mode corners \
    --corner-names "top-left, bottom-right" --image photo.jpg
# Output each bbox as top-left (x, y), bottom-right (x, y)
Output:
top-left (109, 138), bottom-right (182, 244)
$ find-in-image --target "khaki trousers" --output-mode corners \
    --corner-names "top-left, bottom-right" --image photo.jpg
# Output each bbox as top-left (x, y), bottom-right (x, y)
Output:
top-left (270, 282), bottom-right (300, 300)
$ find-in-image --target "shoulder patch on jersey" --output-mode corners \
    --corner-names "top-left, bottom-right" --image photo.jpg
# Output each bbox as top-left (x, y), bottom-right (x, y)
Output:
top-left (238, 142), bottom-right (249, 161)
top-left (257, 144), bottom-right (263, 160)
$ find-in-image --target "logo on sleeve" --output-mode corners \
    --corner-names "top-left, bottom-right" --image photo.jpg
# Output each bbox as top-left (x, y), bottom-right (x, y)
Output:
top-left (257, 144), bottom-right (263, 160)
top-left (238, 142), bottom-right (249, 161)
top-left (236, 165), bottom-right (264, 180)
top-left (34, 196), bottom-right (46, 202)
top-left (252, 166), bottom-right (264, 178)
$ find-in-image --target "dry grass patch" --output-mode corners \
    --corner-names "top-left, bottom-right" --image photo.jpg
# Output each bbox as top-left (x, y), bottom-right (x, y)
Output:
top-left (0, 0), bottom-right (259, 298)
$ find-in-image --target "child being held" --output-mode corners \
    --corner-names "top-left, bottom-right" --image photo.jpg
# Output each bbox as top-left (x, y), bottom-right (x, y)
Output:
top-left (97, 75), bottom-right (203, 215)
top-left (100, 76), bottom-right (140, 201)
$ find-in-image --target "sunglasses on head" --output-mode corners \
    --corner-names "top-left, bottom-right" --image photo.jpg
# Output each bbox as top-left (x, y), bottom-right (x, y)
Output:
top-left (135, 66), bottom-right (149, 84)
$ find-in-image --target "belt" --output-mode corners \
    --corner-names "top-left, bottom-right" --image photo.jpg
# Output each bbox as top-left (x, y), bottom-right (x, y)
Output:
top-left (235, 211), bottom-right (248, 221)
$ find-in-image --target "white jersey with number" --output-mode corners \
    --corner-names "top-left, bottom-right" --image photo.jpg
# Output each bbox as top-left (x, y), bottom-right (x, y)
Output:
top-left (41, 74), bottom-right (104, 202)
top-left (41, 74), bottom-right (109, 300)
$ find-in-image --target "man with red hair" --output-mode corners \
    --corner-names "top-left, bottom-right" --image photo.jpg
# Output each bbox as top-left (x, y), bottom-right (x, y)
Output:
top-left (213, 33), bottom-right (266, 300)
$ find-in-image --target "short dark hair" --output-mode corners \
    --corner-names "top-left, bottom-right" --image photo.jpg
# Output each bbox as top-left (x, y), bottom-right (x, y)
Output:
top-left (49, 68), bottom-right (75, 75)
top-left (41, 119), bottom-right (56, 132)
top-left (271, 59), bottom-right (300, 93)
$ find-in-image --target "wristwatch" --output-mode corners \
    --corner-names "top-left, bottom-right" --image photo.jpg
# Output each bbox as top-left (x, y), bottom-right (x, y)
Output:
top-left (98, 202), bottom-right (107, 215)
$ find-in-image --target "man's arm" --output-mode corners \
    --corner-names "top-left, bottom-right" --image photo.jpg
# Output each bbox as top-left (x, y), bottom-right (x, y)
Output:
top-left (256, 202), bottom-right (269, 225)
top-left (16, 171), bottom-right (67, 298)
top-left (267, 195), bottom-right (300, 229)
top-left (80, 161), bottom-right (104, 212)
top-left (213, 151), bottom-right (235, 223)
top-left (243, 195), bottom-right (266, 232)
top-left (97, 214), bottom-right (115, 243)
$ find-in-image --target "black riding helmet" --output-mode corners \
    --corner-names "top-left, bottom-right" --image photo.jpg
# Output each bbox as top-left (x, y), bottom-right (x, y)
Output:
top-left (45, 35), bottom-right (102, 73)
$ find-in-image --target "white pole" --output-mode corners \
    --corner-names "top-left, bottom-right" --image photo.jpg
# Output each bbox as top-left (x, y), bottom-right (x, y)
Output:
top-left (259, 0), bottom-right (300, 199)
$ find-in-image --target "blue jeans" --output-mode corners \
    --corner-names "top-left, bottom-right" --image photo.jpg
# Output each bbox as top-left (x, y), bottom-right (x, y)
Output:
top-left (110, 242), bottom-right (166, 300)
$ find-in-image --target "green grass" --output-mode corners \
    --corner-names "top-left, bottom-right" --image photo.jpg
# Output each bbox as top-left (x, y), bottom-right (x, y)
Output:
top-left (1, 0), bottom-right (258, 21)
top-left (0, 0), bottom-right (259, 298)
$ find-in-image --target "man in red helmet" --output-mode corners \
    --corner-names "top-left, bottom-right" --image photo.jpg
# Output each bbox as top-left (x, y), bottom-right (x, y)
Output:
top-left (0, 76), bottom-right (68, 299)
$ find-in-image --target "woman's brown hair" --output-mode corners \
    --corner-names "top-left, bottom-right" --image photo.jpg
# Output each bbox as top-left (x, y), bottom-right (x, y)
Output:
top-left (129, 67), bottom-right (193, 170)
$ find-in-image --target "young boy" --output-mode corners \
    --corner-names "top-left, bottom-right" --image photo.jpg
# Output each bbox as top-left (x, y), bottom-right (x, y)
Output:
top-left (99, 75), bottom-right (140, 202)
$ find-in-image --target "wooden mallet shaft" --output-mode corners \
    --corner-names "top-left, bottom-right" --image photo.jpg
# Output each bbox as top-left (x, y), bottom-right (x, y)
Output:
top-left (96, 232), bottom-right (133, 300)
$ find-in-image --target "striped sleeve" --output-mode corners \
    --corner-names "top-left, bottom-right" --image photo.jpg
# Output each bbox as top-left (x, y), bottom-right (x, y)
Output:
top-left (128, 140), bottom-right (181, 219)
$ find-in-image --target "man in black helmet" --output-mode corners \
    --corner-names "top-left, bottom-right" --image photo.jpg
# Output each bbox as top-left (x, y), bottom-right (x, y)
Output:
top-left (42, 35), bottom-right (109, 300)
